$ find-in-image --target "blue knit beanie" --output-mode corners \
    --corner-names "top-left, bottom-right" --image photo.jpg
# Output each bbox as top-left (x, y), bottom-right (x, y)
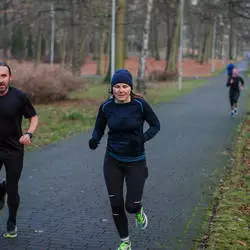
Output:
top-left (111, 69), bottom-right (133, 89)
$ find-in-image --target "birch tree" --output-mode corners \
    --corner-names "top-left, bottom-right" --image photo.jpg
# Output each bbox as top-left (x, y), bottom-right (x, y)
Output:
top-left (136, 0), bottom-right (154, 93)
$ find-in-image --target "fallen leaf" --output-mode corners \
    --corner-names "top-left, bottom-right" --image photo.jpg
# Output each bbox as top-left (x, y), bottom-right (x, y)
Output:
top-left (237, 240), bottom-right (247, 247)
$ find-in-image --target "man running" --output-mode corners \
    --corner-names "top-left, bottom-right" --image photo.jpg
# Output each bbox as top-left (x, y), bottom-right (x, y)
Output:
top-left (226, 68), bottom-right (244, 117)
top-left (0, 62), bottom-right (38, 238)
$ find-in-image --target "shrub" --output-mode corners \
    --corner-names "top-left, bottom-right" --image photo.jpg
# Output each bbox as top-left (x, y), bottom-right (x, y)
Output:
top-left (147, 70), bottom-right (178, 81)
top-left (9, 61), bottom-right (85, 104)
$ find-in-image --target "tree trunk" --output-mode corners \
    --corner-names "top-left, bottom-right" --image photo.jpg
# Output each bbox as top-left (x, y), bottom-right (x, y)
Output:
top-left (71, 0), bottom-right (81, 75)
top-left (151, 16), bottom-right (160, 60)
top-left (219, 38), bottom-right (223, 59)
top-left (35, 23), bottom-right (41, 67)
top-left (2, 2), bottom-right (9, 59)
top-left (199, 33), bottom-right (207, 64)
top-left (66, 27), bottom-right (73, 66)
top-left (165, 17), bottom-right (172, 69)
top-left (27, 30), bottom-right (33, 59)
top-left (197, 23), bottom-right (203, 63)
top-left (124, 25), bottom-right (128, 60)
top-left (204, 24), bottom-right (213, 63)
top-left (98, 30), bottom-right (107, 75)
top-left (41, 34), bottom-right (46, 59)
top-left (136, 0), bottom-right (154, 94)
top-left (79, 38), bottom-right (86, 64)
top-left (191, 26), bottom-right (196, 58)
top-left (104, 44), bottom-right (111, 83)
top-left (199, 23), bottom-right (212, 65)
top-left (79, 0), bottom-right (86, 65)
top-left (198, 37), bottom-right (203, 63)
top-left (93, 31), bottom-right (100, 60)
top-left (105, 32), bottom-right (111, 75)
top-left (228, 3), bottom-right (233, 60)
top-left (166, 0), bottom-right (180, 73)
top-left (150, 17), bottom-right (155, 58)
top-left (115, 0), bottom-right (126, 70)
top-left (60, 29), bottom-right (67, 69)
top-left (154, 26), bottom-right (160, 60)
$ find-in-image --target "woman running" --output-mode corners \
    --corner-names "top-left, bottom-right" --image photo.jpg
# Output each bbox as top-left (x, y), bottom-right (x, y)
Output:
top-left (88, 69), bottom-right (160, 250)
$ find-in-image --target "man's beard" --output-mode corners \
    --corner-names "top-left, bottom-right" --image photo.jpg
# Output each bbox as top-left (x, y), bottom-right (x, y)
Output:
top-left (0, 84), bottom-right (9, 94)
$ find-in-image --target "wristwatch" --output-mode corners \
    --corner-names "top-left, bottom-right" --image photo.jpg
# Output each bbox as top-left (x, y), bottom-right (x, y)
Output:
top-left (25, 132), bottom-right (33, 139)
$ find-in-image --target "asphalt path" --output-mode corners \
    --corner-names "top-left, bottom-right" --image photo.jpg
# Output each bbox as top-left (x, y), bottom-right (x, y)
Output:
top-left (0, 61), bottom-right (248, 249)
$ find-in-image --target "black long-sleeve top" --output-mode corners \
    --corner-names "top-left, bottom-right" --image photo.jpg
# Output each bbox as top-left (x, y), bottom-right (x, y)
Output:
top-left (91, 97), bottom-right (160, 162)
top-left (226, 76), bottom-right (244, 92)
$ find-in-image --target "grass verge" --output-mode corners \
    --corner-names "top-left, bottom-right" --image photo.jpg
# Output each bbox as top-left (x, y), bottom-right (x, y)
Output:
top-left (24, 79), bottom-right (206, 151)
top-left (198, 97), bottom-right (250, 249)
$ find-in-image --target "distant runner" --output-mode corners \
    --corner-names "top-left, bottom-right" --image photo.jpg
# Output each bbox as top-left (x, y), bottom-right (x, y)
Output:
top-left (226, 68), bottom-right (244, 117)
top-left (226, 59), bottom-right (235, 78)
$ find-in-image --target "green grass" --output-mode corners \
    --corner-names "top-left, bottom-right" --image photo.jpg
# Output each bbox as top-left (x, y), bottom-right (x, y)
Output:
top-left (69, 82), bottom-right (110, 101)
top-left (69, 79), bottom-right (206, 105)
top-left (211, 66), bottom-right (226, 77)
top-left (23, 104), bottom-right (97, 151)
top-left (24, 78), bottom-right (206, 151)
top-left (204, 94), bottom-right (250, 249)
top-left (146, 79), bottom-right (206, 105)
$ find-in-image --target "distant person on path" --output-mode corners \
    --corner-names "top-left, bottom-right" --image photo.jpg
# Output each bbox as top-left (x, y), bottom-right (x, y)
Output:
top-left (88, 69), bottom-right (160, 250)
top-left (226, 59), bottom-right (235, 78)
top-left (226, 68), bottom-right (244, 117)
top-left (0, 62), bottom-right (38, 238)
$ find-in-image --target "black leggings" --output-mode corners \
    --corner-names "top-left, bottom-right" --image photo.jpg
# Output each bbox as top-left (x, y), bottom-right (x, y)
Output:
top-left (229, 91), bottom-right (240, 107)
top-left (0, 153), bottom-right (23, 225)
top-left (103, 154), bottom-right (148, 239)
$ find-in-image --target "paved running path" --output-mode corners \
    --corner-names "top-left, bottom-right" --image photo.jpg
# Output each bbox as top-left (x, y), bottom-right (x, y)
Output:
top-left (0, 62), bottom-right (248, 250)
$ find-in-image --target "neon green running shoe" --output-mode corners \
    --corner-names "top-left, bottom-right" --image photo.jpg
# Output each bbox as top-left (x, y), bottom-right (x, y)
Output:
top-left (3, 221), bottom-right (17, 239)
top-left (135, 207), bottom-right (148, 230)
top-left (117, 241), bottom-right (131, 250)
